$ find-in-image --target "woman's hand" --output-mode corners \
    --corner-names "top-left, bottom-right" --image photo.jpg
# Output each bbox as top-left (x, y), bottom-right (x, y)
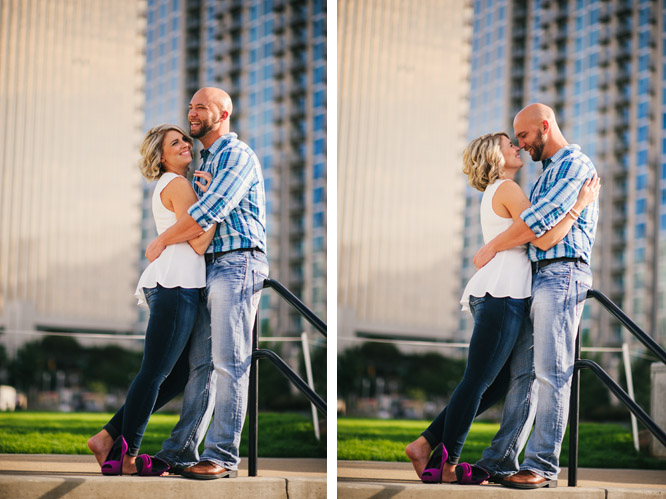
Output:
top-left (576, 174), bottom-right (600, 209)
top-left (194, 171), bottom-right (213, 193)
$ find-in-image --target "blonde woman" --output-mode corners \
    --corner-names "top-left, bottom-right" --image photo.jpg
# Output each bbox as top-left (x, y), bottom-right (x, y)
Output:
top-left (405, 132), bottom-right (599, 485)
top-left (88, 125), bottom-right (215, 476)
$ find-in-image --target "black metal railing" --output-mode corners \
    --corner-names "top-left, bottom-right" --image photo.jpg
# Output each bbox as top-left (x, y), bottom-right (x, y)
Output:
top-left (568, 289), bottom-right (666, 486)
top-left (247, 278), bottom-right (327, 476)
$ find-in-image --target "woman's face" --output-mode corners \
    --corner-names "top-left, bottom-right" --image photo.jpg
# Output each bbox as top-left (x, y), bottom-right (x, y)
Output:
top-left (161, 130), bottom-right (192, 172)
top-left (500, 135), bottom-right (522, 170)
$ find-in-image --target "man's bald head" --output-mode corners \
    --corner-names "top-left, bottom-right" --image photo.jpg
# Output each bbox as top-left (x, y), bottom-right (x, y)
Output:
top-left (193, 87), bottom-right (233, 118)
top-left (513, 103), bottom-right (567, 161)
top-left (188, 87), bottom-right (233, 148)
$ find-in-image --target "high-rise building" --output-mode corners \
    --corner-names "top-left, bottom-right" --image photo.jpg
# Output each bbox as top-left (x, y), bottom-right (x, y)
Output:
top-left (337, 0), bottom-right (471, 347)
top-left (142, 0), bottom-right (327, 338)
top-left (0, 0), bottom-right (146, 351)
top-left (461, 0), bottom-right (666, 351)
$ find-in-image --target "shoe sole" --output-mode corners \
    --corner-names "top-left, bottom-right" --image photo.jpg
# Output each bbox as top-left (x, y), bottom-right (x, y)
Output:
top-left (502, 480), bottom-right (558, 489)
top-left (182, 470), bottom-right (238, 480)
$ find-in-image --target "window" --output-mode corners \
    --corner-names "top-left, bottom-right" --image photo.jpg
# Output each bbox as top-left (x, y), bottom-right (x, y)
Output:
top-left (313, 187), bottom-right (324, 204)
top-left (636, 198), bottom-right (646, 215)
top-left (636, 223), bottom-right (646, 239)
top-left (313, 212), bottom-right (324, 228)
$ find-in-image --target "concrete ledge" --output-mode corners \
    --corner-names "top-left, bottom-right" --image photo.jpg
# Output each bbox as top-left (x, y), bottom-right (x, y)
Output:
top-left (338, 460), bottom-right (666, 499)
top-left (286, 476), bottom-right (327, 499)
top-left (0, 454), bottom-right (327, 499)
top-left (337, 482), bottom-right (607, 499)
top-left (0, 475), bottom-right (289, 499)
top-left (607, 490), bottom-right (666, 499)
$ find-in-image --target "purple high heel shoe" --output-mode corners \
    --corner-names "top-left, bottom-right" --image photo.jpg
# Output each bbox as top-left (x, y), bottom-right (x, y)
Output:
top-left (101, 435), bottom-right (128, 476)
top-left (135, 454), bottom-right (171, 476)
top-left (455, 462), bottom-right (490, 485)
top-left (420, 442), bottom-right (448, 483)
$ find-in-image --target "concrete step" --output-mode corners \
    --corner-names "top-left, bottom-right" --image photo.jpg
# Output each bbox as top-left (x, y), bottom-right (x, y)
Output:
top-left (337, 460), bottom-right (666, 499)
top-left (0, 454), bottom-right (326, 499)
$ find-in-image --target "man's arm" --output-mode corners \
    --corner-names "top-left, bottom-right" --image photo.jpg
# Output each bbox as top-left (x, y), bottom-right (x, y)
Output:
top-left (473, 220), bottom-right (536, 269)
top-left (145, 215), bottom-right (204, 262)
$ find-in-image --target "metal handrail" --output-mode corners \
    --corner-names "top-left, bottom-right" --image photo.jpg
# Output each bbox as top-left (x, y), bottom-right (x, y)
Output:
top-left (248, 278), bottom-right (327, 476)
top-left (262, 278), bottom-right (327, 337)
top-left (568, 289), bottom-right (666, 486)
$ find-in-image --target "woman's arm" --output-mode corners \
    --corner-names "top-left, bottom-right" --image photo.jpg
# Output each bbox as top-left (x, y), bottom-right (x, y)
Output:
top-left (160, 176), bottom-right (217, 255)
top-left (474, 176), bottom-right (599, 268)
top-left (532, 175), bottom-right (599, 250)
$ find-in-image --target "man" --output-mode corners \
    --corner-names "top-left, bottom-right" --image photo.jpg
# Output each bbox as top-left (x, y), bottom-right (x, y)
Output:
top-left (147, 87), bottom-right (268, 479)
top-left (473, 103), bottom-right (599, 488)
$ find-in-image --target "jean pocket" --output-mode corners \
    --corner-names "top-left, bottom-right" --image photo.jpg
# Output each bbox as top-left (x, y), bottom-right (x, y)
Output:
top-left (468, 294), bottom-right (487, 308)
top-left (143, 286), bottom-right (159, 300)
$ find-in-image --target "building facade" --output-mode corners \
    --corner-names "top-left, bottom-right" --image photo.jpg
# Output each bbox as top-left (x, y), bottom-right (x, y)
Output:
top-left (337, 0), bottom-right (471, 348)
top-left (461, 0), bottom-right (666, 351)
top-left (0, 0), bottom-right (146, 350)
top-left (142, 0), bottom-right (327, 338)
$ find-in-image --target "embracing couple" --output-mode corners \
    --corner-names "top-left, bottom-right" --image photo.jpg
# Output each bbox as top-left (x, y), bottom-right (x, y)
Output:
top-left (406, 103), bottom-right (600, 489)
top-left (87, 87), bottom-right (268, 479)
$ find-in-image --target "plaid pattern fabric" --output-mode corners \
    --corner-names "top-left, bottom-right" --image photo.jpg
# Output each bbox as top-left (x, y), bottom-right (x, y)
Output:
top-left (188, 133), bottom-right (267, 254)
top-left (520, 145), bottom-right (598, 263)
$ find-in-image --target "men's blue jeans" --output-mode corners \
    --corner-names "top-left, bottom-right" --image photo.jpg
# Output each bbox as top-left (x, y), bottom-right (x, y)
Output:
top-left (156, 249), bottom-right (268, 470)
top-left (519, 260), bottom-right (592, 479)
top-left (104, 285), bottom-right (199, 457)
top-left (421, 294), bottom-right (530, 464)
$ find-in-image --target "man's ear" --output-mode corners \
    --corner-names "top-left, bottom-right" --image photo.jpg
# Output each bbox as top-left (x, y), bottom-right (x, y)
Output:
top-left (221, 111), bottom-right (229, 121)
top-left (542, 119), bottom-right (550, 134)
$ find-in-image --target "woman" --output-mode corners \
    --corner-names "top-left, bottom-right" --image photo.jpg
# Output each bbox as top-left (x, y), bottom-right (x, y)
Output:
top-left (405, 132), bottom-right (599, 484)
top-left (87, 124), bottom-right (215, 476)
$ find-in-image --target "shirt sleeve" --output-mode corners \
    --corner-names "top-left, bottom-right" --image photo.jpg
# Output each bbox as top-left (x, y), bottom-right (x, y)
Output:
top-left (188, 147), bottom-right (257, 229)
top-left (520, 157), bottom-right (592, 237)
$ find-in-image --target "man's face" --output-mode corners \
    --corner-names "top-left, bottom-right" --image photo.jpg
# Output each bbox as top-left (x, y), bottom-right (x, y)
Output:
top-left (188, 95), bottom-right (220, 139)
top-left (515, 122), bottom-right (546, 162)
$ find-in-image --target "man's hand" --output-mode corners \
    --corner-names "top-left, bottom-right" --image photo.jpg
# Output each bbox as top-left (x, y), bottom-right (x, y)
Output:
top-left (146, 238), bottom-right (166, 262)
top-left (473, 243), bottom-right (497, 270)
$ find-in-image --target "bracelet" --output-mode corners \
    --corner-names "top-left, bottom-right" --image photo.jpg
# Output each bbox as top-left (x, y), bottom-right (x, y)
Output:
top-left (567, 210), bottom-right (579, 221)
top-left (570, 207), bottom-right (581, 218)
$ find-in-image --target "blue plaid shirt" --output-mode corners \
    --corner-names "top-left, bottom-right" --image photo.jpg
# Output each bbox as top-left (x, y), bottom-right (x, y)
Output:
top-left (188, 133), bottom-right (267, 254)
top-left (520, 145), bottom-right (598, 263)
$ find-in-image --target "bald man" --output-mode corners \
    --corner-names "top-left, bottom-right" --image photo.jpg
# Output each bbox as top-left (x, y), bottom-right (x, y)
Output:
top-left (473, 104), bottom-right (599, 488)
top-left (146, 87), bottom-right (268, 479)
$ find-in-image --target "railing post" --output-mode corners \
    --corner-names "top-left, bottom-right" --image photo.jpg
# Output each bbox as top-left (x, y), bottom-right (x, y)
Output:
top-left (568, 324), bottom-right (581, 487)
top-left (248, 312), bottom-right (259, 477)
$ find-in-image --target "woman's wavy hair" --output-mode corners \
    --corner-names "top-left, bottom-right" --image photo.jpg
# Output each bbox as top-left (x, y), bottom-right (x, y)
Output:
top-left (462, 132), bottom-right (509, 192)
top-left (139, 124), bottom-right (193, 181)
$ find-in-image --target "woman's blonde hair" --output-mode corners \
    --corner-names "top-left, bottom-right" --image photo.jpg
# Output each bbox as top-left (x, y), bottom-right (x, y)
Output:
top-left (462, 132), bottom-right (509, 192)
top-left (139, 124), bottom-right (193, 181)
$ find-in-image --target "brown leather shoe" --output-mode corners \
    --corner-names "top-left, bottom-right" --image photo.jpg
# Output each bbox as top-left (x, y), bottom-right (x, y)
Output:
top-left (181, 461), bottom-right (238, 480)
top-left (502, 470), bottom-right (558, 489)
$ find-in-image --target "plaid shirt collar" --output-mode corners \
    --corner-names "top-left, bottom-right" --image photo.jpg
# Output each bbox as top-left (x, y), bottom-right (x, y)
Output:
top-left (199, 132), bottom-right (238, 161)
top-left (542, 144), bottom-right (580, 170)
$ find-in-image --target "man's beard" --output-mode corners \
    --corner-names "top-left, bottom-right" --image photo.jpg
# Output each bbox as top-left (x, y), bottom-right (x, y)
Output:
top-left (191, 117), bottom-right (217, 138)
top-left (529, 129), bottom-right (545, 161)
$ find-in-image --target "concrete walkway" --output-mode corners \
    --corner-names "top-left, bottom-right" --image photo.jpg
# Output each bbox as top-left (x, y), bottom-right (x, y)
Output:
top-left (0, 454), bottom-right (326, 499)
top-left (338, 460), bottom-right (666, 498)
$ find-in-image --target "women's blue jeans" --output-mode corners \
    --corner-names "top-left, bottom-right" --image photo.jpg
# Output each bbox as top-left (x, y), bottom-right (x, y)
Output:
top-left (422, 293), bottom-right (530, 464)
top-left (104, 284), bottom-right (200, 457)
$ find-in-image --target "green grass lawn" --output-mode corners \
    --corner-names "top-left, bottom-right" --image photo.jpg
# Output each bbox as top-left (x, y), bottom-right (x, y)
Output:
top-left (338, 418), bottom-right (666, 470)
top-left (0, 411), bottom-right (325, 458)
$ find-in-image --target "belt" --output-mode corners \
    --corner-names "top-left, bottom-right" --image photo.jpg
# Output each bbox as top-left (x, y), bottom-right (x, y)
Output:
top-left (205, 248), bottom-right (263, 264)
top-left (531, 257), bottom-right (585, 273)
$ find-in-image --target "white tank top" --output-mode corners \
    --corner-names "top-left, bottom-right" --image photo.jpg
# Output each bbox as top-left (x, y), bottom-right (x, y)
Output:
top-left (460, 179), bottom-right (532, 311)
top-left (135, 172), bottom-right (207, 308)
